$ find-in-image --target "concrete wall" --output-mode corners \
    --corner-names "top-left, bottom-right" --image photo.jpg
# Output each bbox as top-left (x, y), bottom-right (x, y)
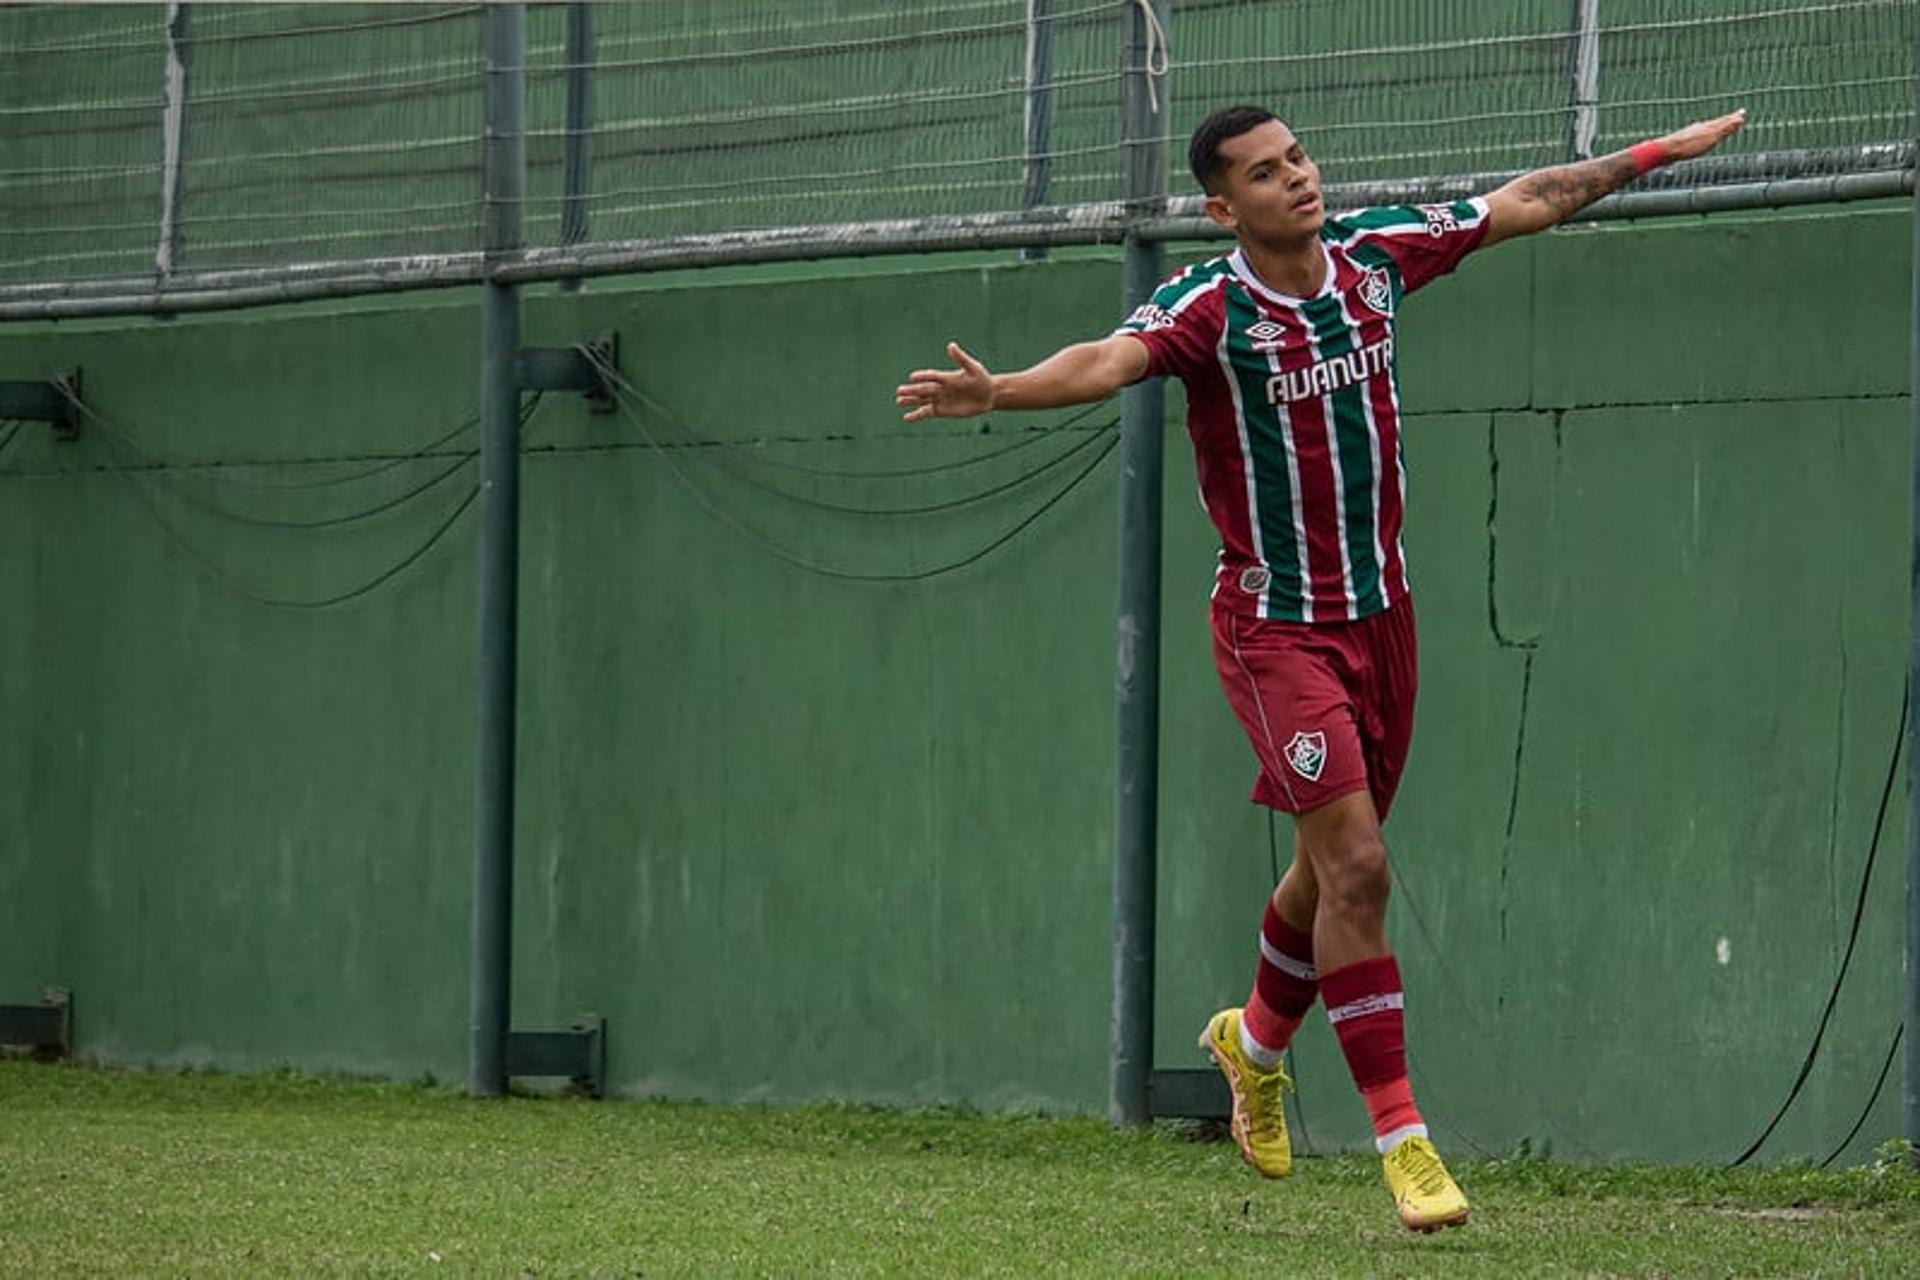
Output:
top-left (0, 204), bottom-right (1908, 1163)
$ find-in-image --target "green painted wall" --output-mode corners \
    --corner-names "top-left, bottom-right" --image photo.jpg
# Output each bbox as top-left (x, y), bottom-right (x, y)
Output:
top-left (0, 205), bottom-right (1908, 1164)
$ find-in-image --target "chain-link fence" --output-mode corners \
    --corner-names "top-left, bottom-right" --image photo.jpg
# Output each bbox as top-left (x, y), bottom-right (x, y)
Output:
top-left (1, 1), bottom-right (1911, 314)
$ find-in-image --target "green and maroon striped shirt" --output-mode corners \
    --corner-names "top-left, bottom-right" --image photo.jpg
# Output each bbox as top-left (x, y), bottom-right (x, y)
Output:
top-left (1118, 200), bottom-right (1490, 622)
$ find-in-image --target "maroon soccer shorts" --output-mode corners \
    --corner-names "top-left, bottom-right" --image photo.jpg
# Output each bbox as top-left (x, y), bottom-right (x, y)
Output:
top-left (1210, 597), bottom-right (1418, 821)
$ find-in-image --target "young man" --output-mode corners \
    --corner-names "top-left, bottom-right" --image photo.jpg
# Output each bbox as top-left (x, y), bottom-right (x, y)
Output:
top-left (896, 104), bottom-right (1745, 1230)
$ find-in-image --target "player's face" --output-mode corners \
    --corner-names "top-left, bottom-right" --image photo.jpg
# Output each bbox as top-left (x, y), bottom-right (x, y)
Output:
top-left (1206, 121), bottom-right (1324, 245)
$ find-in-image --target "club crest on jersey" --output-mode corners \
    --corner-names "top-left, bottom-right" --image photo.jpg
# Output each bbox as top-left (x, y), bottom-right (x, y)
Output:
top-left (1360, 266), bottom-right (1393, 314)
top-left (1285, 731), bottom-right (1328, 782)
top-left (1246, 318), bottom-right (1286, 351)
top-left (1238, 566), bottom-right (1271, 594)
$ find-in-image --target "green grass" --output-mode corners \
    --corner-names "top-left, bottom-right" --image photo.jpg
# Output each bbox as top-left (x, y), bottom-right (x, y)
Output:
top-left (2, 1060), bottom-right (1917, 1277)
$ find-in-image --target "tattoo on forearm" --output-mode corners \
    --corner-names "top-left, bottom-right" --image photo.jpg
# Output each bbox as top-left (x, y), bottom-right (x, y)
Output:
top-left (1514, 152), bottom-right (1641, 218)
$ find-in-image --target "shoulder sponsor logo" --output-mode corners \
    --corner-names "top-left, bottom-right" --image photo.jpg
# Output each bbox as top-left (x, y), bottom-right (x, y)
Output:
top-left (1360, 266), bottom-right (1393, 314)
top-left (1284, 730), bottom-right (1327, 781)
top-left (1238, 566), bottom-right (1271, 595)
top-left (1124, 303), bottom-right (1177, 331)
top-left (1417, 202), bottom-right (1461, 238)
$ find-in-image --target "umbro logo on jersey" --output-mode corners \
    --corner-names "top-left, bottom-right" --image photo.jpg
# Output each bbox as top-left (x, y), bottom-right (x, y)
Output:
top-left (1285, 730), bottom-right (1327, 782)
top-left (1360, 267), bottom-right (1392, 314)
top-left (1246, 319), bottom-right (1286, 351)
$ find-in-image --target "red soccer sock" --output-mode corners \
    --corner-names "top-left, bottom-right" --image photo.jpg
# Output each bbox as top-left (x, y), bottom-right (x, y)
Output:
top-left (1321, 953), bottom-right (1428, 1152)
top-left (1242, 901), bottom-right (1317, 1060)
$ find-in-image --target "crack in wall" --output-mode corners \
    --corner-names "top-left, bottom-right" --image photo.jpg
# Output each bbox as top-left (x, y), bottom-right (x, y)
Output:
top-left (1485, 414), bottom-right (1542, 654)
top-left (1497, 651), bottom-right (1535, 1016)
top-left (1486, 410), bottom-right (1553, 1016)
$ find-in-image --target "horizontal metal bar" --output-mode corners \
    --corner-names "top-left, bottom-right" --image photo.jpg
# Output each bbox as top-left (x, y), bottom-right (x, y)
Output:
top-left (0, 252), bottom-right (489, 304)
top-left (492, 203), bottom-right (1132, 283)
top-left (0, 150), bottom-right (1908, 322)
top-left (1139, 167), bottom-right (1916, 244)
top-left (1147, 1067), bottom-right (1229, 1119)
top-left (0, 207), bottom-right (1130, 320)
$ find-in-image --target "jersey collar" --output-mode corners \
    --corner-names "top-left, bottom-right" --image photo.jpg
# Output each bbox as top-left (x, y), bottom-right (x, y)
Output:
top-left (1228, 242), bottom-right (1338, 306)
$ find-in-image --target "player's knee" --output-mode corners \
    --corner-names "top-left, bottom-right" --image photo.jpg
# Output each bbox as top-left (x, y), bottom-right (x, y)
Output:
top-left (1318, 835), bottom-right (1389, 922)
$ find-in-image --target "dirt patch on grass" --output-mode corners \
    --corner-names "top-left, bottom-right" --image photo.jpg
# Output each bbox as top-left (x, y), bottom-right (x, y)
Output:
top-left (1706, 1205), bottom-right (1835, 1223)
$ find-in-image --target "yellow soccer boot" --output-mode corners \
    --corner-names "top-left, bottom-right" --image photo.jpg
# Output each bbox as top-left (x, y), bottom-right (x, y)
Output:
top-left (1381, 1134), bottom-right (1469, 1232)
top-left (1197, 1007), bottom-right (1293, 1178)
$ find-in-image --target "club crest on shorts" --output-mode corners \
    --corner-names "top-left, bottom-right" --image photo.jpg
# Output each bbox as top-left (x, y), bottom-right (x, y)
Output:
top-left (1284, 730), bottom-right (1328, 781)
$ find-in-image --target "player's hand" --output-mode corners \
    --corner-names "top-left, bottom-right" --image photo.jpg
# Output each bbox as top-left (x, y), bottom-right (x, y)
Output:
top-left (895, 342), bottom-right (995, 421)
top-left (1655, 108), bottom-right (1746, 163)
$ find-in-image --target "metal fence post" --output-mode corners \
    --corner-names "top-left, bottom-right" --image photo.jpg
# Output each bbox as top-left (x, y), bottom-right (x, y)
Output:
top-left (1021, 0), bottom-right (1056, 262)
top-left (1110, 0), bottom-right (1169, 1129)
top-left (1567, 0), bottom-right (1601, 160)
top-left (156, 2), bottom-right (191, 277)
top-left (471, 0), bottom-right (526, 1099)
top-left (559, 0), bottom-right (593, 293)
top-left (1905, 0), bottom-right (1920, 1171)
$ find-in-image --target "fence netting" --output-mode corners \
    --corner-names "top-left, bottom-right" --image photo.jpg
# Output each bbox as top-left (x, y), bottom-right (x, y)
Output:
top-left (0, 0), bottom-right (1911, 296)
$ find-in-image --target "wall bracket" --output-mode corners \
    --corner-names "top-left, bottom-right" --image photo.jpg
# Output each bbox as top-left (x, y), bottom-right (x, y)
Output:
top-left (1147, 1067), bottom-right (1227, 1119)
top-left (0, 987), bottom-right (72, 1059)
top-left (0, 370), bottom-right (81, 440)
top-left (505, 1015), bottom-right (605, 1098)
top-left (515, 334), bottom-right (616, 413)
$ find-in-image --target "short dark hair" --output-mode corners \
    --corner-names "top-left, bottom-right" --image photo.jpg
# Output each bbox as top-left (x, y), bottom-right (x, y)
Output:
top-left (1188, 105), bottom-right (1279, 194)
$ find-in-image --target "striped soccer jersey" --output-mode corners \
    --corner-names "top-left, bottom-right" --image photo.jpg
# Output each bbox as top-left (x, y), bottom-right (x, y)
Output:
top-left (1117, 199), bottom-right (1491, 623)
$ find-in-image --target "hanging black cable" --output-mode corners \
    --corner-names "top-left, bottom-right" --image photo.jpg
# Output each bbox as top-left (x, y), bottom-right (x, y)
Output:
top-left (78, 396), bottom-right (534, 528)
top-left (703, 398), bottom-right (1111, 481)
top-left (76, 400), bottom-right (481, 492)
top-left (1729, 687), bottom-right (1907, 1166)
top-left (115, 458), bottom-right (480, 610)
top-left (700, 422), bottom-right (1110, 518)
top-left (71, 397), bottom-right (539, 610)
top-left (1818, 1023), bottom-right (1904, 1168)
top-left (581, 345), bottom-right (1111, 518)
top-left (101, 437), bottom-right (477, 529)
top-left (596, 367), bottom-right (1118, 582)
top-left (744, 422), bottom-right (1060, 479)
top-left (585, 345), bottom-right (1111, 483)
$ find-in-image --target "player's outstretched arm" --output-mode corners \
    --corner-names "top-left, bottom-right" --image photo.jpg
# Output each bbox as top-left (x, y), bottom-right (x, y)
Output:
top-left (1481, 108), bottom-right (1746, 247)
top-left (895, 335), bottom-right (1150, 422)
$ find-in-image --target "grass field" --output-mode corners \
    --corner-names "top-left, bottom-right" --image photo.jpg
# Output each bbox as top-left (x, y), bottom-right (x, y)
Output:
top-left (3, 1060), bottom-right (1917, 1277)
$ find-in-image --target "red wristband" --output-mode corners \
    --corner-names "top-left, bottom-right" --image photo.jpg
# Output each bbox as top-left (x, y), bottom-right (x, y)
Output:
top-left (1628, 140), bottom-right (1667, 174)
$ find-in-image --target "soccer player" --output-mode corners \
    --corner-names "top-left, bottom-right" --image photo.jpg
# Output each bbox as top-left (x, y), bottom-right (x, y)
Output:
top-left (896, 104), bottom-right (1745, 1230)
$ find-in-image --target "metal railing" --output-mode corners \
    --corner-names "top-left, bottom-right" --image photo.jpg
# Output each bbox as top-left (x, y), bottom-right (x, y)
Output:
top-left (0, 0), bottom-right (1910, 320)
